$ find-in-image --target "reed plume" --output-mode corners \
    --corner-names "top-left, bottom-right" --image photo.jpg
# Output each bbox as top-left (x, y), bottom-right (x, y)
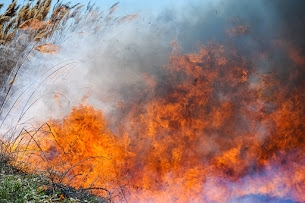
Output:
top-left (0, 0), bottom-right (79, 91)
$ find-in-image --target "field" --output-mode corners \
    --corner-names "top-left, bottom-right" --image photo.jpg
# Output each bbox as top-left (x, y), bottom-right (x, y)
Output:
top-left (1, 0), bottom-right (305, 202)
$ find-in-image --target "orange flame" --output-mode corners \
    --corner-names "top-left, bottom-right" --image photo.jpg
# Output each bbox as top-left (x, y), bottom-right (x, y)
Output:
top-left (15, 42), bottom-right (305, 202)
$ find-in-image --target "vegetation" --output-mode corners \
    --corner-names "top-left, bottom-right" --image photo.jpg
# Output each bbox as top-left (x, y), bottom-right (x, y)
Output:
top-left (0, 155), bottom-right (105, 202)
top-left (0, 0), bottom-right (109, 202)
top-left (0, 0), bottom-right (83, 89)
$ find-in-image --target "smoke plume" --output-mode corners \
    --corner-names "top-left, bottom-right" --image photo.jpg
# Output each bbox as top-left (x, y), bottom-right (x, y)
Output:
top-left (1, 0), bottom-right (305, 202)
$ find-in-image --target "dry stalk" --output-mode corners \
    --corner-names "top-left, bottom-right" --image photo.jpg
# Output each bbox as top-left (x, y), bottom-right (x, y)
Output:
top-left (0, 0), bottom-right (80, 45)
top-left (16, 3), bottom-right (29, 27)
top-left (4, 31), bottom-right (16, 42)
top-left (37, 0), bottom-right (51, 21)
top-left (31, 0), bottom-right (41, 18)
top-left (3, 17), bottom-right (16, 36)
top-left (59, 156), bottom-right (109, 184)
top-left (0, 1), bottom-right (124, 201)
top-left (3, 1), bottom-right (18, 17)
top-left (0, 15), bottom-right (10, 24)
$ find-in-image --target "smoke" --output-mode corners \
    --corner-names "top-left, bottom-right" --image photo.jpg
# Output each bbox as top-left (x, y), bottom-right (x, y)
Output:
top-left (2, 0), bottom-right (301, 123)
top-left (1, 0), bottom-right (305, 201)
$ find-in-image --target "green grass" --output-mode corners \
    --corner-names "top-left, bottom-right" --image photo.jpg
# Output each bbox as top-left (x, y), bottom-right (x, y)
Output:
top-left (0, 157), bottom-right (106, 203)
top-left (0, 173), bottom-right (47, 203)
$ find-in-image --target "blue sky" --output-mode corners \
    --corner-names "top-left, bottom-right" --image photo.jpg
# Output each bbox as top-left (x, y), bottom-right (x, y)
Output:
top-left (0, 0), bottom-right (186, 15)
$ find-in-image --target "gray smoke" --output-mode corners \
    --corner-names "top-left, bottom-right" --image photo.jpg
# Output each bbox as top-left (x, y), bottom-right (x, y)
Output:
top-left (1, 0), bottom-right (303, 139)
top-left (0, 1), bottom-right (304, 201)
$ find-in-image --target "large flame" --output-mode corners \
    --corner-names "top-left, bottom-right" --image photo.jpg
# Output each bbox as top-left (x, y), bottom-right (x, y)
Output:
top-left (14, 42), bottom-right (305, 202)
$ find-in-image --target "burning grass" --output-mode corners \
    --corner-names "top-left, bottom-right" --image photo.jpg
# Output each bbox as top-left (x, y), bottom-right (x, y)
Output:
top-left (8, 42), bottom-right (305, 202)
top-left (0, 150), bottom-right (106, 202)
top-left (1, 0), bottom-right (305, 202)
top-left (0, 0), bottom-right (126, 202)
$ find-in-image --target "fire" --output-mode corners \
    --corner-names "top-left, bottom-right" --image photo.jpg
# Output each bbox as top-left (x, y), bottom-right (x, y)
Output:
top-left (14, 42), bottom-right (305, 202)
top-left (15, 105), bottom-right (131, 199)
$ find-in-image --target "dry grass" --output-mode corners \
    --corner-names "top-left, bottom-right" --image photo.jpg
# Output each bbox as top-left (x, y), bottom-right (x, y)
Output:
top-left (0, 0), bottom-right (84, 103)
top-left (0, 1), bottom-right (116, 202)
top-left (0, 0), bottom-right (68, 45)
top-left (0, 1), bottom-right (133, 202)
top-left (0, 121), bottom-right (109, 202)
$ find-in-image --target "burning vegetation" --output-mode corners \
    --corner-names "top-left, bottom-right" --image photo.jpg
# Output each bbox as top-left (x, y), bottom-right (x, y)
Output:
top-left (1, 0), bottom-right (305, 202)
top-left (14, 42), bottom-right (305, 202)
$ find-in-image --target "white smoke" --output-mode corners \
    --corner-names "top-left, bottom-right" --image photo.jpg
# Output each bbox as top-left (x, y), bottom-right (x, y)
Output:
top-left (0, 1), bottom-right (303, 201)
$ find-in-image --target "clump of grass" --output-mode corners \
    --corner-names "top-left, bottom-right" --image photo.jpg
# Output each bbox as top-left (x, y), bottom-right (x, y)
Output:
top-left (0, 170), bottom-right (49, 202)
top-left (0, 0), bottom-right (82, 91)
top-left (0, 153), bottom-right (106, 202)
top-left (0, 0), bottom-right (72, 45)
top-left (0, 153), bottom-right (47, 202)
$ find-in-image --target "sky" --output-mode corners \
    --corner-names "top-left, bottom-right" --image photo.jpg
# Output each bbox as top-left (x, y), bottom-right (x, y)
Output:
top-left (0, 0), bottom-right (206, 31)
top-left (0, 0), bottom-right (186, 15)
